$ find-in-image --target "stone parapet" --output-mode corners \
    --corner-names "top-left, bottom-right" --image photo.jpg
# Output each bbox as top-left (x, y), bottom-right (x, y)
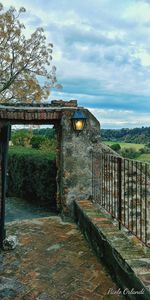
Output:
top-left (0, 99), bottom-right (77, 108)
top-left (51, 100), bottom-right (77, 107)
top-left (74, 199), bottom-right (150, 300)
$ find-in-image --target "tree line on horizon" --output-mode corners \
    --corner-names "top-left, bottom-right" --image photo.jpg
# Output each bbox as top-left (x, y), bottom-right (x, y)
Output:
top-left (101, 127), bottom-right (150, 144)
top-left (10, 128), bottom-right (56, 152)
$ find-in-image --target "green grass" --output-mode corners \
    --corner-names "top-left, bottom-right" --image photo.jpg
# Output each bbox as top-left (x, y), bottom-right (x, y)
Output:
top-left (104, 141), bottom-right (150, 163)
top-left (8, 146), bottom-right (56, 160)
top-left (104, 141), bottom-right (145, 150)
top-left (137, 154), bottom-right (150, 163)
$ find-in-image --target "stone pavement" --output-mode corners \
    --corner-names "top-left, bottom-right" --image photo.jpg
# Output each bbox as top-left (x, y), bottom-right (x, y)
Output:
top-left (0, 216), bottom-right (124, 300)
top-left (74, 200), bottom-right (150, 300)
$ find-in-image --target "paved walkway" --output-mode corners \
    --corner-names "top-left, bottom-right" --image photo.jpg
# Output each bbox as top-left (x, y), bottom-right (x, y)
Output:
top-left (0, 216), bottom-right (124, 300)
top-left (5, 197), bottom-right (55, 222)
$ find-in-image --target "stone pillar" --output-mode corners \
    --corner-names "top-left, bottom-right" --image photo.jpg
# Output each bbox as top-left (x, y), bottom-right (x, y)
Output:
top-left (60, 107), bottom-right (100, 218)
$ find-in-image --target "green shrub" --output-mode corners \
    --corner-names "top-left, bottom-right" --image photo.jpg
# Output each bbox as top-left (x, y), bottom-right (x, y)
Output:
top-left (11, 128), bottom-right (56, 149)
top-left (39, 139), bottom-right (56, 152)
top-left (110, 143), bottom-right (121, 152)
top-left (7, 147), bottom-right (57, 210)
top-left (11, 129), bottom-right (33, 147)
top-left (30, 135), bottom-right (48, 149)
top-left (120, 147), bottom-right (139, 159)
top-left (139, 146), bottom-right (150, 154)
top-left (145, 142), bottom-right (150, 148)
top-left (33, 128), bottom-right (56, 139)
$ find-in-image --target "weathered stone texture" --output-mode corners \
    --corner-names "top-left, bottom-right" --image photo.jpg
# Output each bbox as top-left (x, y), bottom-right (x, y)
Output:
top-left (74, 199), bottom-right (150, 300)
top-left (3, 235), bottom-right (18, 250)
top-left (51, 99), bottom-right (77, 107)
top-left (0, 100), bottom-right (102, 218)
top-left (60, 108), bottom-right (101, 217)
top-left (0, 216), bottom-right (123, 299)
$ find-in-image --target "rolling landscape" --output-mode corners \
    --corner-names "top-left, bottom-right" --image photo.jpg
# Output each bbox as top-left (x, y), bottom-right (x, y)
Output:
top-left (101, 127), bottom-right (150, 162)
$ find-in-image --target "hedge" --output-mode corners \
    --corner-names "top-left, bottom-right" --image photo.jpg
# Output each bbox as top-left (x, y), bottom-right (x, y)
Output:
top-left (7, 147), bottom-right (57, 210)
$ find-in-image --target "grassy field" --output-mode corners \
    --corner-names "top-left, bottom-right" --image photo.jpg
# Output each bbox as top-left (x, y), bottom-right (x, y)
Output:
top-left (137, 154), bottom-right (150, 163)
top-left (104, 141), bottom-right (145, 150)
top-left (104, 141), bottom-right (150, 163)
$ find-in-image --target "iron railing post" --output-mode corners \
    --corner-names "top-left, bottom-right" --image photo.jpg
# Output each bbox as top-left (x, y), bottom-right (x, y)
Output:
top-left (117, 157), bottom-right (122, 230)
top-left (92, 152), bottom-right (94, 202)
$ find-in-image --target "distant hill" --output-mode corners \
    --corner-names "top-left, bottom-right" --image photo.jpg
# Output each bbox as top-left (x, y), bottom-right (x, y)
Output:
top-left (101, 127), bottom-right (150, 144)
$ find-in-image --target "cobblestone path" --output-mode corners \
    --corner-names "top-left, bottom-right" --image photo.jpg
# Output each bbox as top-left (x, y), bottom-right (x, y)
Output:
top-left (0, 216), bottom-right (124, 299)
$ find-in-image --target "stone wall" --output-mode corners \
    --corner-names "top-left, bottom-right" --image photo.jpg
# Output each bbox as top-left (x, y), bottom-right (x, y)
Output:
top-left (0, 100), bottom-right (102, 219)
top-left (60, 108), bottom-right (100, 217)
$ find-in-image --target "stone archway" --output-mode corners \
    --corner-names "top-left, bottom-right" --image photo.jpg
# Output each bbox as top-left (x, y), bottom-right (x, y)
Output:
top-left (0, 100), bottom-right (100, 245)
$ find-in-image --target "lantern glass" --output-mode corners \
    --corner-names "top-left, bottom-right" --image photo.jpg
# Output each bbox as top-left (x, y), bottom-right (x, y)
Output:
top-left (73, 120), bottom-right (84, 131)
top-left (71, 110), bottom-right (87, 132)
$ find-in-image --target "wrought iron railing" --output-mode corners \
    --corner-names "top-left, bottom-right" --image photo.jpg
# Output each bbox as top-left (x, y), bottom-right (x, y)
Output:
top-left (92, 152), bottom-right (150, 247)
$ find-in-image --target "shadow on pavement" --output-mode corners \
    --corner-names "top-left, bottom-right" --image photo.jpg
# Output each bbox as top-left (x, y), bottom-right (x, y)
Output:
top-left (5, 197), bottom-right (57, 222)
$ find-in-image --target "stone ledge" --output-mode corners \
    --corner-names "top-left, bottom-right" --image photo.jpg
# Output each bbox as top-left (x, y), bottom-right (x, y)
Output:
top-left (0, 100), bottom-right (77, 108)
top-left (73, 199), bottom-right (150, 300)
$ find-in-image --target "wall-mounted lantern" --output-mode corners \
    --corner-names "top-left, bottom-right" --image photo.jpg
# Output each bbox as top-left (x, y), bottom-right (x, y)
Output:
top-left (71, 109), bottom-right (87, 132)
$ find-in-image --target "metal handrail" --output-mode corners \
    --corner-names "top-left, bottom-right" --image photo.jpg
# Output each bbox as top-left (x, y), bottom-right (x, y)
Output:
top-left (92, 151), bottom-right (150, 247)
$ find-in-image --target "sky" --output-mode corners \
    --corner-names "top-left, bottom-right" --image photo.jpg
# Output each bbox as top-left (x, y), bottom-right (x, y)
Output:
top-left (2, 0), bottom-right (150, 129)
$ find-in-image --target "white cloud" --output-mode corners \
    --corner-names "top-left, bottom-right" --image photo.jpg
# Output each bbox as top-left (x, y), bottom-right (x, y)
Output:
top-left (1, 0), bottom-right (150, 128)
top-left (133, 47), bottom-right (150, 67)
top-left (123, 1), bottom-right (150, 23)
top-left (89, 108), bottom-right (150, 129)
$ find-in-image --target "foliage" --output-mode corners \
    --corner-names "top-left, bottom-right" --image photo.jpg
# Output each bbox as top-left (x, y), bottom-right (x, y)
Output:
top-left (0, 3), bottom-right (62, 103)
top-left (39, 139), bottom-right (56, 152)
top-left (105, 141), bottom-right (150, 162)
top-left (33, 127), bottom-right (56, 139)
top-left (120, 147), bottom-right (139, 159)
top-left (104, 141), bottom-right (144, 151)
top-left (8, 146), bottom-right (56, 160)
top-left (139, 147), bottom-right (150, 154)
top-left (11, 129), bottom-right (33, 146)
top-left (101, 127), bottom-right (150, 144)
top-left (11, 128), bottom-right (56, 151)
top-left (30, 135), bottom-right (48, 149)
top-left (8, 147), bottom-right (57, 209)
top-left (110, 143), bottom-right (121, 152)
top-left (137, 154), bottom-right (150, 163)
top-left (145, 142), bottom-right (150, 148)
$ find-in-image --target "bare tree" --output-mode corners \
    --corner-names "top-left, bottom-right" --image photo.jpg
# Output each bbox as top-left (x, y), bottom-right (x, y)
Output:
top-left (0, 3), bottom-right (62, 103)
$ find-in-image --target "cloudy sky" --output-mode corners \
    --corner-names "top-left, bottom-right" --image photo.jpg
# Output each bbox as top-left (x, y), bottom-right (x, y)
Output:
top-left (2, 0), bottom-right (150, 128)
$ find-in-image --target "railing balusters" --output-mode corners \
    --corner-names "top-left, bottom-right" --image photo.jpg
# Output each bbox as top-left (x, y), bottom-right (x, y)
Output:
top-left (113, 156), bottom-right (115, 218)
top-left (131, 160), bottom-right (134, 232)
top-left (108, 155), bottom-right (111, 212)
top-left (135, 161), bottom-right (138, 236)
top-left (145, 163), bottom-right (147, 245)
top-left (123, 159), bottom-right (125, 226)
top-left (128, 160), bottom-right (130, 230)
top-left (104, 153), bottom-right (106, 208)
top-left (92, 151), bottom-right (150, 248)
top-left (117, 157), bottom-right (122, 230)
top-left (102, 153), bottom-right (104, 206)
top-left (140, 163), bottom-right (143, 241)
